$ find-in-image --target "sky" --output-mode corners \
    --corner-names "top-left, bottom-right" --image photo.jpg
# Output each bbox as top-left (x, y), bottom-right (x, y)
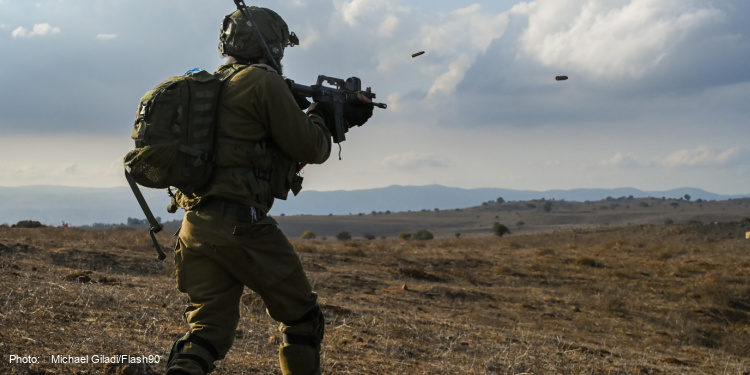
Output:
top-left (1, 0), bottom-right (749, 195)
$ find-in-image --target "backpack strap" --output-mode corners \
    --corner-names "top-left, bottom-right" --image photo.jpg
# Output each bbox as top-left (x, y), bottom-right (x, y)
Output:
top-left (125, 169), bottom-right (166, 260)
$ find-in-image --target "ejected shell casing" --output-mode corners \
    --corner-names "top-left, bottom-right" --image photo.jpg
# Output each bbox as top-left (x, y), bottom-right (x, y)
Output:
top-left (412, 51), bottom-right (425, 58)
top-left (555, 75), bottom-right (569, 81)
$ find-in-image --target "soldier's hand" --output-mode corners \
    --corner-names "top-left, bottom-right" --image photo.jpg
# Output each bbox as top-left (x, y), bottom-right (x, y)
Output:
top-left (343, 93), bottom-right (374, 128)
top-left (307, 101), bottom-right (336, 133)
top-left (285, 78), bottom-right (311, 110)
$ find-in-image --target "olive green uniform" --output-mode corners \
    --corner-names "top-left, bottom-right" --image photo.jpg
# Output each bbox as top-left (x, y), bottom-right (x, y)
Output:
top-left (166, 63), bottom-right (331, 375)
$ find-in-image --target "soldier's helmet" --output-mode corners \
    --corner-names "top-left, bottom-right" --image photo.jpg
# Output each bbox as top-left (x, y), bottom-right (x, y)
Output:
top-left (219, 6), bottom-right (299, 63)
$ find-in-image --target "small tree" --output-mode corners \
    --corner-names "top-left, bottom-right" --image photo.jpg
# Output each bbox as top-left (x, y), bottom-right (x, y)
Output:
top-left (336, 231), bottom-right (352, 241)
top-left (414, 230), bottom-right (434, 241)
top-left (493, 223), bottom-right (511, 237)
top-left (362, 233), bottom-right (376, 240)
top-left (398, 232), bottom-right (412, 240)
top-left (301, 231), bottom-right (316, 240)
top-left (543, 202), bottom-right (553, 213)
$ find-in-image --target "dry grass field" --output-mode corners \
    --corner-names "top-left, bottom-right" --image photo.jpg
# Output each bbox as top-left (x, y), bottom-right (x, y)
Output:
top-left (273, 197), bottom-right (750, 239)
top-left (1, 216), bottom-right (749, 374)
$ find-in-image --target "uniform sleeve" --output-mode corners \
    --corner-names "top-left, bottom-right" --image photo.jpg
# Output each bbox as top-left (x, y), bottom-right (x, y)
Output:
top-left (258, 72), bottom-right (332, 164)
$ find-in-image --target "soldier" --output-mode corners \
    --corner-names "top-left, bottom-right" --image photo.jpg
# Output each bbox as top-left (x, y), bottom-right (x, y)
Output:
top-left (165, 6), bottom-right (374, 375)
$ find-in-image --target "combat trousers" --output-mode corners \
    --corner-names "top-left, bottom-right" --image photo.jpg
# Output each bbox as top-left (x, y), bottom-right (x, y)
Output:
top-left (166, 200), bottom-right (321, 375)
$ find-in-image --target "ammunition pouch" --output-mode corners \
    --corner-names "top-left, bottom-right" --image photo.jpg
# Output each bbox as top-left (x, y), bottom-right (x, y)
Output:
top-left (268, 146), bottom-right (303, 200)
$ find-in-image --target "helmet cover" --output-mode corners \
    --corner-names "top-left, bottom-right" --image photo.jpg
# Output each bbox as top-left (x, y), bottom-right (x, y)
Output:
top-left (219, 6), bottom-right (298, 62)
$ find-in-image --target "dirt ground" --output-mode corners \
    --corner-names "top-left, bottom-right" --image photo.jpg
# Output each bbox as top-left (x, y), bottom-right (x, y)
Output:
top-left (1, 220), bottom-right (749, 374)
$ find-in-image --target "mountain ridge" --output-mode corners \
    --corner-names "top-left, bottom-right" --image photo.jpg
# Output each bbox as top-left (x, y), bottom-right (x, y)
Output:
top-left (0, 184), bottom-right (747, 226)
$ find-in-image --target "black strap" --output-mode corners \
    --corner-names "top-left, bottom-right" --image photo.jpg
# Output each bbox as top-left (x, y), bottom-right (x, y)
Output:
top-left (124, 170), bottom-right (166, 260)
top-left (184, 333), bottom-right (219, 360)
top-left (284, 305), bottom-right (319, 326)
top-left (282, 333), bottom-right (318, 347)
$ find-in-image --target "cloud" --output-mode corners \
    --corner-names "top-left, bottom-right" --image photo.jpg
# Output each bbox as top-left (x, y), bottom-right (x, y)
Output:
top-left (600, 152), bottom-right (642, 168)
top-left (0, 163), bottom-right (80, 185)
top-left (96, 34), bottom-right (118, 41)
top-left (518, 0), bottom-right (725, 78)
top-left (660, 145), bottom-right (744, 167)
top-left (427, 54), bottom-right (471, 97)
top-left (448, 0), bottom-right (750, 129)
top-left (378, 14), bottom-right (399, 37)
top-left (338, 0), bottom-right (405, 27)
top-left (421, 4), bottom-right (509, 54)
top-left (380, 152), bottom-right (449, 169)
top-left (12, 23), bottom-right (61, 38)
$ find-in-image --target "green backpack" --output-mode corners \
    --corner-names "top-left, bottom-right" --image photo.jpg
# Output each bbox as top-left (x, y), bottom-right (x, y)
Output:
top-left (123, 67), bottom-right (245, 259)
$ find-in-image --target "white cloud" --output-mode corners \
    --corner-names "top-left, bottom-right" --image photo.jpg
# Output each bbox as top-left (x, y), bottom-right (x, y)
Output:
top-left (518, 0), bottom-right (725, 78)
top-left (380, 152), bottom-right (449, 169)
top-left (338, 0), bottom-right (391, 27)
top-left (385, 92), bottom-right (403, 111)
top-left (660, 145), bottom-right (743, 167)
top-left (298, 28), bottom-right (320, 50)
top-left (366, 2), bottom-right (508, 100)
top-left (378, 14), bottom-right (399, 37)
top-left (600, 152), bottom-right (641, 168)
top-left (96, 34), bottom-right (118, 41)
top-left (427, 53), bottom-right (471, 97)
top-left (421, 4), bottom-right (508, 54)
top-left (0, 135), bottom-right (130, 187)
top-left (12, 23), bottom-right (61, 38)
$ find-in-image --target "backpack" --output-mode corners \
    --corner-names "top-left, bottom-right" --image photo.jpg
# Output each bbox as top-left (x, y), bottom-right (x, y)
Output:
top-left (123, 67), bottom-right (245, 259)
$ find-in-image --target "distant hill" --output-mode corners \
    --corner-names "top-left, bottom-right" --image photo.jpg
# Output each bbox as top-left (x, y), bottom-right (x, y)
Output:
top-left (0, 184), bottom-right (747, 226)
top-left (273, 185), bottom-right (744, 216)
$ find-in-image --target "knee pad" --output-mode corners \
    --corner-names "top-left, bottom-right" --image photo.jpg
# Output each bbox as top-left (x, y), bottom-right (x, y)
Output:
top-left (166, 332), bottom-right (219, 375)
top-left (278, 305), bottom-right (325, 375)
top-left (280, 304), bottom-right (325, 349)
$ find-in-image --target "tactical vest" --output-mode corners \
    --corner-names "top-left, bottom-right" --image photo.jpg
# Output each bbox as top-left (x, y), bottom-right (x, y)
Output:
top-left (174, 64), bottom-right (303, 213)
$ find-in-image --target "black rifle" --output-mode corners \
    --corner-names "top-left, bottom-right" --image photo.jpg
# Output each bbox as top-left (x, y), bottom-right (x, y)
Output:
top-left (289, 76), bottom-right (387, 143)
top-left (231, 0), bottom-right (386, 143)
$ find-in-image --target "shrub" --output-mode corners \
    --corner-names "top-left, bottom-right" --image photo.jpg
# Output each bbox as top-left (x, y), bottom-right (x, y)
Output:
top-left (12, 220), bottom-right (45, 228)
top-left (301, 231), bottom-right (316, 240)
top-left (493, 223), bottom-right (511, 237)
top-left (363, 233), bottom-right (376, 240)
top-left (398, 232), bottom-right (412, 240)
top-left (413, 230), bottom-right (434, 241)
top-left (543, 202), bottom-right (553, 213)
top-left (336, 231), bottom-right (352, 241)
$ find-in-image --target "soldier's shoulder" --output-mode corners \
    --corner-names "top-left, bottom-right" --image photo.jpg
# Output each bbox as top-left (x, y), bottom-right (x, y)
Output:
top-left (249, 63), bottom-right (278, 74)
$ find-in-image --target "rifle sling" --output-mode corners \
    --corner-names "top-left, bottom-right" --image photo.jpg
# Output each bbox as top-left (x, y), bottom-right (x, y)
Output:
top-left (124, 170), bottom-right (167, 260)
